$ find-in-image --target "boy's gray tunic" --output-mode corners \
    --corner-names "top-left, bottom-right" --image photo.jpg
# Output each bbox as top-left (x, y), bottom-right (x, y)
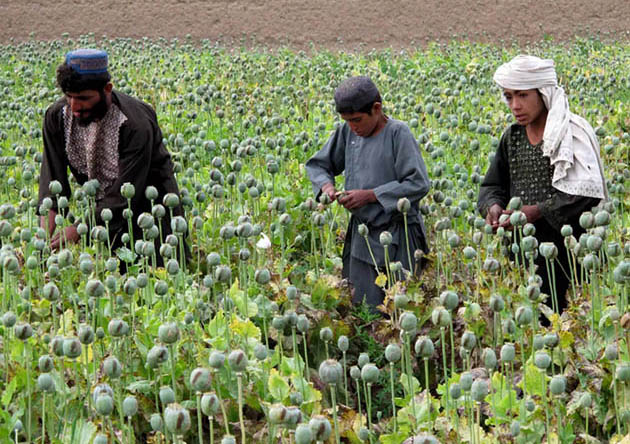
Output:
top-left (306, 118), bottom-right (430, 305)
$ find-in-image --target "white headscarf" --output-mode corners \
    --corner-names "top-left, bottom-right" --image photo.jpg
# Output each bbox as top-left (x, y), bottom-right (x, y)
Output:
top-left (494, 55), bottom-right (607, 200)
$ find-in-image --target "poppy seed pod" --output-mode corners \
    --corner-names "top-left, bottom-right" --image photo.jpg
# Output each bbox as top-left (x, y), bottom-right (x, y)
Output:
top-left (63, 337), bottom-right (82, 359)
top-left (50, 335), bottom-right (64, 356)
top-left (164, 403), bottom-right (191, 435)
top-left (285, 406), bottom-right (302, 426)
top-left (158, 322), bottom-right (180, 344)
top-left (439, 290), bottom-right (459, 311)
top-left (385, 343), bottom-right (402, 363)
top-left (549, 375), bottom-right (566, 395)
top-left (295, 423), bottom-right (314, 444)
top-left (319, 327), bottom-right (333, 342)
top-left (38, 354), bottom-right (54, 373)
top-left (190, 367), bottom-right (213, 392)
top-left (511, 420), bottom-right (521, 437)
top-left (461, 331), bottom-right (477, 351)
top-left (255, 268), bottom-right (271, 285)
top-left (501, 343), bottom-right (516, 363)
top-left (449, 383), bottom-right (462, 400)
top-left (509, 210), bottom-right (527, 227)
top-left (482, 257), bottom-right (500, 272)
top-left (221, 436), bottom-right (236, 444)
top-left (594, 210), bottom-right (611, 226)
top-left (483, 348), bottom-right (497, 370)
top-left (361, 363), bottom-right (380, 384)
top-left (85, 279), bottom-right (105, 298)
top-left (534, 352), bottom-right (551, 370)
top-left (394, 294), bottom-right (409, 309)
top-left (379, 231), bottom-right (393, 246)
top-left (460, 372), bottom-right (473, 391)
top-left (296, 315), bottom-right (310, 333)
top-left (489, 294), bottom-right (505, 312)
top-left (560, 224), bottom-right (573, 237)
top-left (579, 392), bottom-right (592, 409)
top-left (37, 373), bottom-right (55, 393)
top-left (150, 413), bottom-right (163, 432)
top-left (471, 379), bottom-right (488, 402)
top-left (319, 359), bottom-right (343, 385)
top-left (507, 197), bottom-right (522, 211)
top-left (358, 353), bottom-right (370, 368)
top-left (520, 235), bottom-right (538, 253)
top-left (397, 197), bottom-right (411, 213)
top-left (147, 345), bottom-right (169, 368)
top-left (254, 343), bottom-right (268, 361)
top-left (543, 333), bottom-right (559, 349)
top-left (228, 349), bottom-right (248, 373)
top-left (515, 306), bottom-right (533, 326)
top-left (95, 393), bottom-right (114, 416)
top-left (431, 307), bottom-right (451, 327)
top-left (159, 386), bottom-right (176, 405)
top-left (533, 334), bottom-right (544, 351)
top-left (215, 265), bottom-right (232, 283)
top-left (583, 253), bottom-right (600, 271)
top-left (400, 311), bottom-right (417, 332)
top-left (359, 427), bottom-right (370, 441)
top-left (42, 282), bottom-right (60, 301)
top-left (579, 211), bottom-right (595, 229)
top-left (337, 335), bottom-right (349, 352)
top-left (309, 415), bottom-right (332, 442)
top-left (163, 193), bottom-right (180, 209)
top-left (103, 356), bottom-right (123, 379)
top-left (411, 434), bottom-right (439, 444)
top-left (415, 336), bottom-right (434, 358)
top-left (201, 392), bottom-right (220, 417)
top-left (616, 363), bottom-right (630, 382)
top-left (350, 366), bottom-right (361, 380)
top-left (1, 311), bottom-right (16, 328)
top-left (108, 319), bottom-right (130, 337)
top-left (463, 246), bottom-right (477, 259)
top-left (122, 396), bottom-right (138, 417)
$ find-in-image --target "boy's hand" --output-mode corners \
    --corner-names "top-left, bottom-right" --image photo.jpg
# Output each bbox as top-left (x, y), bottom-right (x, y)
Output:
top-left (321, 183), bottom-right (337, 202)
top-left (338, 189), bottom-right (376, 210)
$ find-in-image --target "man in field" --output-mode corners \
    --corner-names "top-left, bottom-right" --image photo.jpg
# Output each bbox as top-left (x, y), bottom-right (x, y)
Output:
top-left (306, 76), bottom-right (430, 308)
top-left (38, 49), bottom-right (185, 259)
top-left (478, 55), bottom-right (607, 314)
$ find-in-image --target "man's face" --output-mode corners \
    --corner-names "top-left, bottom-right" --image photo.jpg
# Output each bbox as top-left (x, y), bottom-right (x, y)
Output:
top-left (340, 103), bottom-right (382, 138)
top-left (503, 88), bottom-right (546, 126)
top-left (65, 89), bottom-right (109, 126)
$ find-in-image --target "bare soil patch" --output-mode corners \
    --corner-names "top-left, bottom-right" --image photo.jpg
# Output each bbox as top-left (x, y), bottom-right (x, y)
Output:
top-left (2, 0), bottom-right (629, 49)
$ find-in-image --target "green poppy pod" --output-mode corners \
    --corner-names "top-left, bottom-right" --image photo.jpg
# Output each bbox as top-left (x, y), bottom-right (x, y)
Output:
top-left (337, 335), bottom-right (349, 352)
top-left (394, 294), bottom-right (409, 309)
top-left (85, 279), bottom-right (105, 298)
top-left (221, 436), bottom-right (236, 444)
top-left (604, 343), bottom-right (619, 361)
top-left (543, 333), bottom-right (559, 349)
top-left (150, 413), bottom-right (163, 432)
top-left (38, 354), bottom-right (54, 373)
top-left (215, 265), bottom-right (232, 283)
top-left (158, 322), bottom-right (180, 344)
top-left (357, 224), bottom-right (369, 237)
top-left (411, 434), bottom-right (439, 444)
top-left (533, 334), bottom-right (544, 351)
top-left (103, 356), bottom-right (123, 379)
top-left (607, 242), bottom-right (622, 257)
top-left (285, 406), bottom-right (302, 426)
top-left (228, 349), bottom-right (248, 373)
top-left (461, 331), bottom-right (476, 351)
top-left (482, 348), bottom-right (497, 370)
top-left (471, 379), bottom-right (488, 402)
top-left (510, 420), bottom-right (521, 437)
top-left (415, 336), bottom-right (434, 358)
top-left (350, 366), bottom-right (361, 380)
top-left (534, 352), bottom-right (551, 370)
top-left (358, 427), bottom-right (370, 441)
top-left (515, 306), bottom-right (533, 326)
top-left (579, 212), bottom-right (594, 229)
top-left (560, 225), bottom-right (573, 237)
top-left (439, 290), bottom-right (459, 311)
top-left (583, 253), bottom-right (600, 271)
top-left (358, 353), bottom-right (370, 368)
top-left (296, 315), bottom-right (310, 333)
top-left (379, 231), bottom-right (393, 246)
top-left (319, 359), bottom-right (342, 385)
top-left (1, 311), bottom-right (16, 327)
top-left (120, 182), bottom-right (135, 199)
top-left (92, 383), bottom-right (114, 403)
top-left (295, 423), bottom-right (313, 444)
top-left (37, 373), bottom-right (55, 393)
top-left (507, 197), bottom-right (522, 211)
top-left (539, 242), bottom-right (558, 259)
top-left (449, 383), bottom-right (462, 400)
top-left (489, 294), bottom-right (505, 312)
top-left (95, 394), bottom-right (114, 416)
top-left (463, 246), bottom-right (477, 260)
top-left (482, 258), bottom-right (500, 272)
top-left (254, 343), bottom-right (268, 361)
top-left (164, 403), bottom-right (191, 435)
top-left (122, 396), bottom-right (138, 417)
top-left (268, 404), bottom-right (287, 424)
top-left (520, 235), bottom-right (538, 253)
top-left (509, 211), bottom-right (527, 227)
top-left (616, 363), bottom-right (630, 382)
top-left (397, 197), bottom-right (411, 213)
top-left (254, 268), bottom-right (271, 285)
top-left (108, 319), bottom-right (130, 337)
top-left (309, 415), bottom-right (332, 442)
top-left (63, 337), bottom-right (82, 359)
top-left (526, 284), bottom-right (541, 302)
top-left (549, 375), bottom-right (566, 395)
top-left (385, 343), bottom-right (402, 363)
top-left (501, 343), bottom-right (516, 362)
top-left (431, 307), bottom-right (451, 327)
top-left (190, 367), bottom-right (213, 392)
top-left (50, 336), bottom-right (64, 356)
top-left (159, 386), bottom-right (176, 405)
top-left (361, 363), bottom-right (380, 383)
top-left (145, 185), bottom-right (159, 201)
top-left (201, 393), bottom-right (220, 417)
top-left (163, 193), bottom-right (180, 209)
top-left (400, 311), bottom-right (417, 332)
top-left (460, 372), bottom-right (473, 391)
top-left (146, 345), bottom-right (169, 368)
top-left (594, 210), bottom-right (611, 226)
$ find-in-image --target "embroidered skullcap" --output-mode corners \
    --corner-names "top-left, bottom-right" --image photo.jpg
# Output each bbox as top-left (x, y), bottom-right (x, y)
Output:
top-left (493, 55), bottom-right (557, 90)
top-left (334, 76), bottom-right (381, 111)
top-left (65, 49), bottom-right (109, 75)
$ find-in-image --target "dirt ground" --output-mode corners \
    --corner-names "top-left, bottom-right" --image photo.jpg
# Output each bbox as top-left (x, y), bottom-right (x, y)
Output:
top-left (1, 0), bottom-right (629, 49)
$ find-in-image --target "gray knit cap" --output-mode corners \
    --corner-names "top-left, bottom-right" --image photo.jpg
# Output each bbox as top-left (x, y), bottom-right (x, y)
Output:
top-left (334, 76), bottom-right (381, 112)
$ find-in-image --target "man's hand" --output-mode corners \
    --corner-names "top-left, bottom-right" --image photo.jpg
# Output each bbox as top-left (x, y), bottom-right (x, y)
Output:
top-left (338, 189), bottom-right (377, 210)
top-left (486, 204), bottom-right (504, 229)
top-left (321, 183), bottom-right (337, 202)
top-left (50, 225), bottom-right (80, 250)
top-left (521, 205), bottom-right (541, 224)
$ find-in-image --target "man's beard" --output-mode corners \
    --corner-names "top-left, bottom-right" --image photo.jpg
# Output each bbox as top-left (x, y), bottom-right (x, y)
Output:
top-left (77, 91), bottom-right (109, 126)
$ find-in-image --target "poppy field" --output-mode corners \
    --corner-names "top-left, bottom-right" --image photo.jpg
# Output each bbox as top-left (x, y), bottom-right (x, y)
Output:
top-left (0, 34), bottom-right (629, 443)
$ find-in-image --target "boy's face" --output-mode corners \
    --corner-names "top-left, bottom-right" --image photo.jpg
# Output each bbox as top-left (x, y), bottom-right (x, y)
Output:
top-left (340, 103), bottom-right (383, 138)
